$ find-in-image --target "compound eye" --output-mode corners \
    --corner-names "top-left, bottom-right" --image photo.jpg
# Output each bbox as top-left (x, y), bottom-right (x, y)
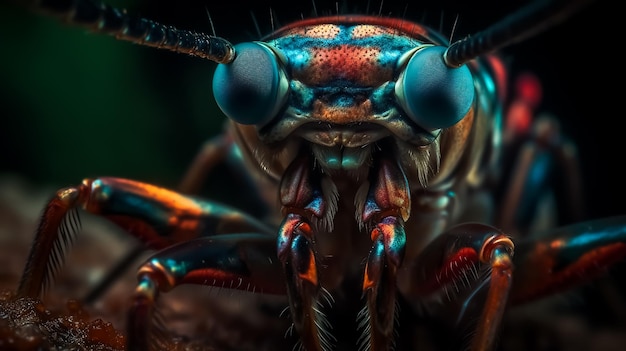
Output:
top-left (212, 42), bottom-right (288, 126)
top-left (395, 45), bottom-right (475, 131)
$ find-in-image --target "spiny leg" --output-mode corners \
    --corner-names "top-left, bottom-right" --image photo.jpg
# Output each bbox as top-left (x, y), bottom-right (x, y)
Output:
top-left (400, 223), bottom-right (515, 351)
top-left (127, 233), bottom-right (285, 351)
top-left (18, 177), bottom-right (273, 299)
top-left (111, 133), bottom-right (235, 304)
top-left (89, 133), bottom-right (270, 302)
top-left (277, 155), bottom-right (331, 351)
top-left (359, 158), bottom-right (410, 351)
top-left (87, 133), bottom-right (240, 303)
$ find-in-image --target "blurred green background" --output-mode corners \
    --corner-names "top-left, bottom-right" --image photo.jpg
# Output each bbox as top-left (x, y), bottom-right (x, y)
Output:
top-left (0, 0), bottom-right (619, 217)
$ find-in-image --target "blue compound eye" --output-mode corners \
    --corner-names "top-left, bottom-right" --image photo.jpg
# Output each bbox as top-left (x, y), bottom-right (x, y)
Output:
top-left (212, 42), bottom-right (289, 126)
top-left (395, 45), bottom-right (475, 131)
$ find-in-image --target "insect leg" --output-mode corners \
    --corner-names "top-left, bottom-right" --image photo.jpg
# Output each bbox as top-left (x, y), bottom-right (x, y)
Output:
top-left (509, 215), bottom-right (626, 305)
top-left (17, 177), bottom-right (273, 299)
top-left (498, 74), bottom-right (584, 234)
top-left (277, 155), bottom-right (329, 351)
top-left (400, 223), bottom-right (515, 351)
top-left (128, 233), bottom-right (284, 351)
top-left (88, 133), bottom-right (270, 302)
top-left (178, 131), bottom-right (271, 218)
top-left (178, 133), bottom-right (231, 195)
top-left (359, 158), bottom-right (410, 351)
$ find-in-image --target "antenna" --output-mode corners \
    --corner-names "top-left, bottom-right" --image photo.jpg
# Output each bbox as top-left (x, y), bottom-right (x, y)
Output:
top-left (25, 0), bottom-right (235, 64)
top-left (444, 0), bottom-right (593, 68)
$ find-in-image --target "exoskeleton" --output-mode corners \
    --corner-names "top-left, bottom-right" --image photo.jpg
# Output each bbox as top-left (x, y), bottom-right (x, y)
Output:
top-left (3, 0), bottom-right (625, 350)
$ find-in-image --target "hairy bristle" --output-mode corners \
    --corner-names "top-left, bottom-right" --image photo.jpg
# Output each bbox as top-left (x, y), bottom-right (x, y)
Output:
top-left (42, 208), bottom-right (81, 293)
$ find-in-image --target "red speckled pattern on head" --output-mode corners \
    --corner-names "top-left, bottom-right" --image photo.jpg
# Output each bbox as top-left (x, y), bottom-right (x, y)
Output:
top-left (294, 45), bottom-right (388, 86)
top-left (266, 16), bottom-right (445, 89)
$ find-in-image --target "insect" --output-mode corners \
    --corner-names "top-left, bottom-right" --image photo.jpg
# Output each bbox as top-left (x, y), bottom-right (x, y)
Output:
top-left (1, 0), bottom-right (624, 350)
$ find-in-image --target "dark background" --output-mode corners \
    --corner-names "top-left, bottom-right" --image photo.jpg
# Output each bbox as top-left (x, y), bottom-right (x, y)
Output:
top-left (0, 0), bottom-right (619, 218)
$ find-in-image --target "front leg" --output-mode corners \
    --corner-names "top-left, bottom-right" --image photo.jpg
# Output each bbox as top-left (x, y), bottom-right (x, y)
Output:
top-left (359, 158), bottom-right (410, 351)
top-left (277, 155), bottom-right (412, 351)
top-left (17, 177), bottom-right (273, 299)
top-left (400, 223), bottom-right (515, 351)
top-left (276, 155), bottom-right (330, 351)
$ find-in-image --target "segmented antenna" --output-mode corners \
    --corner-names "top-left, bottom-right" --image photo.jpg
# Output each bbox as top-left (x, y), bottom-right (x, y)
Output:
top-left (444, 0), bottom-right (593, 67)
top-left (26, 0), bottom-right (235, 63)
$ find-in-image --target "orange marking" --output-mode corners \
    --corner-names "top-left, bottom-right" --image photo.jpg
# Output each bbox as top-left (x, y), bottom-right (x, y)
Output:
top-left (362, 262), bottom-right (374, 291)
top-left (91, 177), bottom-right (204, 216)
top-left (370, 227), bottom-right (382, 242)
top-left (298, 221), bottom-right (313, 236)
top-left (312, 99), bottom-right (374, 124)
top-left (298, 250), bottom-right (318, 286)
